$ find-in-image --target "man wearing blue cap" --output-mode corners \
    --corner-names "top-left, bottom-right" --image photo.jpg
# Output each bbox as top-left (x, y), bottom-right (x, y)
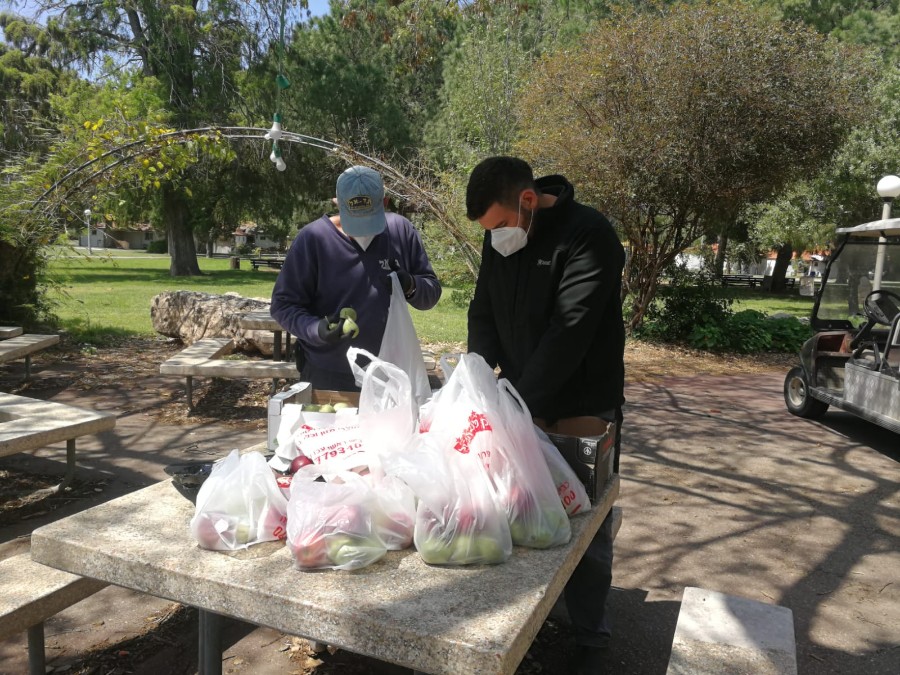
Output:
top-left (271, 166), bottom-right (442, 390)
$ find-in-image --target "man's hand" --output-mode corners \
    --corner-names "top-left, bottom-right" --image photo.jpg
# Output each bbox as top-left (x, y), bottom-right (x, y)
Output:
top-left (316, 314), bottom-right (351, 345)
top-left (389, 259), bottom-right (416, 297)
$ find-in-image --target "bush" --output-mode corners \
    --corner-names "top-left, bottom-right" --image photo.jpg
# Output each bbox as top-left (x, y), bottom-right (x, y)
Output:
top-left (767, 316), bottom-right (813, 353)
top-left (449, 285), bottom-right (475, 309)
top-left (639, 261), bottom-right (811, 354)
top-left (637, 262), bottom-right (732, 341)
top-left (687, 310), bottom-right (810, 353)
top-left (234, 243), bottom-right (254, 256)
top-left (146, 240), bottom-right (168, 254)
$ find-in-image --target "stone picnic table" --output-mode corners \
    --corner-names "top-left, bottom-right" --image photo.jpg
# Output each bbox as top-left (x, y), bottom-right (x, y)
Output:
top-left (0, 326), bottom-right (24, 339)
top-left (239, 310), bottom-right (291, 361)
top-left (30, 447), bottom-right (620, 675)
top-left (0, 392), bottom-right (116, 488)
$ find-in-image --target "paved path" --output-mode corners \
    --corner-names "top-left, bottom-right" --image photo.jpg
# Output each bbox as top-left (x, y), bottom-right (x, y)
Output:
top-left (1, 368), bottom-right (897, 674)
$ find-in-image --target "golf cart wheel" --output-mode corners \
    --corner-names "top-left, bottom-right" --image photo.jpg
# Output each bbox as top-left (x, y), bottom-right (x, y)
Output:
top-left (784, 367), bottom-right (829, 419)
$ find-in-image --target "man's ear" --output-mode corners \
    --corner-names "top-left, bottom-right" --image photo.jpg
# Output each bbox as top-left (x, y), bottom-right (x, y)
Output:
top-left (520, 188), bottom-right (539, 210)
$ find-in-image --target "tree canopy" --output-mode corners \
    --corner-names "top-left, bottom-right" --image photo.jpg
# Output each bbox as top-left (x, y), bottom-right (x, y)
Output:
top-left (517, 0), bottom-right (874, 328)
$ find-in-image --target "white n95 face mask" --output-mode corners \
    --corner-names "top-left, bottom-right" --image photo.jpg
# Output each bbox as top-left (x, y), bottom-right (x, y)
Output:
top-left (490, 202), bottom-right (534, 257)
top-left (353, 235), bottom-right (375, 251)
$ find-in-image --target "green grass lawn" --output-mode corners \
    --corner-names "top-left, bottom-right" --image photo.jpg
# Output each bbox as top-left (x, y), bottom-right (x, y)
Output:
top-left (729, 287), bottom-right (816, 319)
top-left (46, 253), bottom-right (808, 346)
top-left (47, 253), bottom-right (468, 345)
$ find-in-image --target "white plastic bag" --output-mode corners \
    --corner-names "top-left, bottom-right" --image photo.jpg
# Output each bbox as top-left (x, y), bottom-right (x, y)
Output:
top-left (190, 450), bottom-right (288, 551)
top-left (418, 353), bottom-right (498, 468)
top-left (535, 427), bottom-right (592, 516)
top-left (348, 347), bottom-right (417, 467)
top-left (489, 381), bottom-right (571, 548)
top-left (269, 404), bottom-right (358, 473)
top-left (368, 473), bottom-right (416, 550)
top-left (286, 470), bottom-right (388, 570)
top-left (383, 434), bottom-right (511, 566)
top-left (378, 272), bottom-right (431, 407)
top-left (292, 419), bottom-right (364, 468)
top-left (422, 354), bottom-right (570, 548)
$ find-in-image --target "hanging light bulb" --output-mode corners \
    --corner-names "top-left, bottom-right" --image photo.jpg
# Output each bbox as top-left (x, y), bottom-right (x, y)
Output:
top-left (264, 112), bottom-right (283, 141)
top-left (269, 141), bottom-right (287, 171)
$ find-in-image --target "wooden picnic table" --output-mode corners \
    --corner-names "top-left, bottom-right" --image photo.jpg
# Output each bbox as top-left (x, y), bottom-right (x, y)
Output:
top-left (31, 448), bottom-right (620, 675)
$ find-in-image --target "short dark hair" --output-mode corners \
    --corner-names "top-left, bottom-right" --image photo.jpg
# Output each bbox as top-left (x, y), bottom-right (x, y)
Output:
top-left (465, 156), bottom-right (536, 221)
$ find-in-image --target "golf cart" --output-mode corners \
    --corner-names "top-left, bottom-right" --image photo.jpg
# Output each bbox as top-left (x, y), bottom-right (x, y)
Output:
top-left (784, 175), bottom-right (900, 434)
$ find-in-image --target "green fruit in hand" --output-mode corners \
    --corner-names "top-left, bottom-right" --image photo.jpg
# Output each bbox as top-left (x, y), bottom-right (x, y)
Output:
top-left (302, 404), bottom-right (320, 412)
top-left (339, 307), bottom-right (357, 321)
top-left (319, 404), bottom-right (336, 413)
top-left (342, 317), bottom-right (359, 338)
top-left (333, 402), bottom-right (351, 410)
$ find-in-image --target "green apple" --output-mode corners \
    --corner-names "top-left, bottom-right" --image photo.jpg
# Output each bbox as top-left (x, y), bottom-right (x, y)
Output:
top-left (302, 404), bottom-right (321, 412)
top-left (474, 536), bottom-right (506, 564)
top-left (509, 520), bottom-right (528, 545)
top-left (318, 404), bottom-right (336, 413)
top-left (326, 534), bottom-right (381, 568)
top-left (450, 534), bottom-right (477, 563)
top-left (417, 536), bottom-right (453, 565)
top-left (333, 402), bottom-right (351, 410)
top-left (342, 317), bottom-right (359, 338)
top-left (339, 307), bottom-right (357, 321)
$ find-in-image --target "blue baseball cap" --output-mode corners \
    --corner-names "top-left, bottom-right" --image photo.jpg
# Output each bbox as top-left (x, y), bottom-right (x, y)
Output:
top-left (336, 166), bottom-right (386, 237)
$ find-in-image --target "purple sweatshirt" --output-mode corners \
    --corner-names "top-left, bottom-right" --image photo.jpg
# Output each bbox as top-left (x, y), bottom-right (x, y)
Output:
top-left (271, 213), bottom-right (441, 377)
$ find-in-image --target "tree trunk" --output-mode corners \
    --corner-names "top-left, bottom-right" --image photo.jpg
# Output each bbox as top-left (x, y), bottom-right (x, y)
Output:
top-left (769, 243), bottom-right (793, 292)
top-left (714, 233), bottom-right (728, 276)
top-left (163, 185), bottom-right (202, 276)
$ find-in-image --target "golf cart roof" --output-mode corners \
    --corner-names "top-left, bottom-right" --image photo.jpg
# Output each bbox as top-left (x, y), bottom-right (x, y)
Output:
top-left (836, 217), bottom-right (900, 237)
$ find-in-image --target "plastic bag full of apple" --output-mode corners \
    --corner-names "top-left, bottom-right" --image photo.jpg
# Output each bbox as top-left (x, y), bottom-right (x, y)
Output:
top-left (188, 348), bottom-right (591, 571)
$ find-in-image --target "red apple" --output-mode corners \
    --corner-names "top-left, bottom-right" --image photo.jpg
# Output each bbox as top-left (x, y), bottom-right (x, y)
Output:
top-left (289, 454), bottom-right (313, 474)
top-left (192, 513), bottom-right (228, 550)
top-left (290, 528), bottom-right (329, 568)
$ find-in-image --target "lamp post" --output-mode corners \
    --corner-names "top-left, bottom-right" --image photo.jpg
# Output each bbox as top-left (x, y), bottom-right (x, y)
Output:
top-left (83, 209), bottom-right (93, 254)
top-left (873, 175), bottom-right (900, 291)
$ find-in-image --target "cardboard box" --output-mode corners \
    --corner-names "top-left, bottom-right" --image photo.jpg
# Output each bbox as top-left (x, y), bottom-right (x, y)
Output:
top-left (543, 418), bottom-right (616, 504)
top-left (267, 382), bottom-right (360, 451)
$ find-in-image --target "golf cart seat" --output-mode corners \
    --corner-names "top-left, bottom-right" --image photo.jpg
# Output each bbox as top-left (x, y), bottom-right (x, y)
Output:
top-left (854, 313), bottom-right (900, 373)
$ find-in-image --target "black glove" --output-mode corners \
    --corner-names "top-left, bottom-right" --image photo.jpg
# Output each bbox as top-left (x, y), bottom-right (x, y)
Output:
top-left (389, 259), bottom-right (415, 297)
top-left (316, 314), bottom-right (351, 345)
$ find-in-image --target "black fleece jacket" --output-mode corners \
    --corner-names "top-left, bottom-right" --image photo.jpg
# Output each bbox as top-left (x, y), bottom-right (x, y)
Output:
top-left (467, 175), bottom-right (625, 423)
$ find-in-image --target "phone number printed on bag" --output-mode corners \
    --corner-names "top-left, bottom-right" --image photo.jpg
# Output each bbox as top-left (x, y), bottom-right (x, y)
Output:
top-left (294, 422), bottom-right (365, 466)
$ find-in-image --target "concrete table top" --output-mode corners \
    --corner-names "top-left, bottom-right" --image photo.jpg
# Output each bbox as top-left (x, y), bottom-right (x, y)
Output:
top-left (0, 392), bottom-right (116, 458)
top-left (0, 334), bottom-right (59, 364)
top-left (31, 472), bottom-right (619, 675)
top-left (0, 326), bottom-right (23, 339)
top-left (238, 311), bottom-right (284, 332)
top-left (239, 311), bottom-right (290, 361)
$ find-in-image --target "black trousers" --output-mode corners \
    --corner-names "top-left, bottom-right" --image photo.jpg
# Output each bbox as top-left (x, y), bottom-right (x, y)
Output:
top-left (563, 406), bottom-right (621, 647)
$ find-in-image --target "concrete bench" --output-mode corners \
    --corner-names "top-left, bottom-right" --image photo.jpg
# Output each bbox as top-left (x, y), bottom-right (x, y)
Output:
top-left (0, 392), bottom-right (116, 488)
top-left (666, 587), bottom-right (797, 675)
top-left (0, 326), bottom-right (24, 339)
top-left (159, 337), bottom-right (299, 410)
top-left (0, 334), bottom-right (60, 379)
top-left (0, 552), bottom-right (107, 675)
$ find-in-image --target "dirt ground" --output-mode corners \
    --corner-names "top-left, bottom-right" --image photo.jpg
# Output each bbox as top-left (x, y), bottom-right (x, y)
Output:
top-left (1, 337), bottom-right (896, 675)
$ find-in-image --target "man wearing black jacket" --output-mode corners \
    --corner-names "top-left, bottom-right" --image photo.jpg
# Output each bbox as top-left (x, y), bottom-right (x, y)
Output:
top-left (466, 156), bottom-right (625, 675)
